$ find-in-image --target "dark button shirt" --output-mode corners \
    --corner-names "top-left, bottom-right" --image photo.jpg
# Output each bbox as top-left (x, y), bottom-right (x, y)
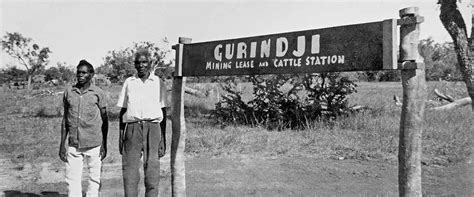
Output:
top-left (63, 85), bottom-right (107, 148)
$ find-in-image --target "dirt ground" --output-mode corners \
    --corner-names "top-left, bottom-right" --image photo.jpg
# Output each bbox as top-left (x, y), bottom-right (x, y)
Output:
top-left (1, 154), bottom-right (473, 196)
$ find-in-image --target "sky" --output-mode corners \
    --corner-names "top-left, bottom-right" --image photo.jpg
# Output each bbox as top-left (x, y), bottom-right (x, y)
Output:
top-left (0, 0), bottom-right (472, 70)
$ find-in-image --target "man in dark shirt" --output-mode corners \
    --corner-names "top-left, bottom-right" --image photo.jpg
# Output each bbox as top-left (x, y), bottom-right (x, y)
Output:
top-left (59, 59), bottom-right (108, 197)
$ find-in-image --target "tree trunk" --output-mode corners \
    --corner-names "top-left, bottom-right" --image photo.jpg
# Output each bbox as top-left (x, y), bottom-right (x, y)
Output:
top-left (27, 74), bottom-right (32, 90)
top-left (439, 0), bottom-right (474, 110)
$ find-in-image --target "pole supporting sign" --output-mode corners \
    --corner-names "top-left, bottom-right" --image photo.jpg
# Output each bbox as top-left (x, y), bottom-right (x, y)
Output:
top-left (179, 19), bottom-right (398, 77)
top-left (171, 7), bottom-right (425, 196)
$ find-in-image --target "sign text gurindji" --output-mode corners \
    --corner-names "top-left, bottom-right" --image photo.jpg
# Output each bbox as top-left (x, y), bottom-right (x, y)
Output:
top-left (181, 21), bottom-right (395, 76)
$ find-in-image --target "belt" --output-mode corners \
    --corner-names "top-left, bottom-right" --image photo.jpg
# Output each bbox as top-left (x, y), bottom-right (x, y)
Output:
top-left (127, 119), bottom-right (159, 124)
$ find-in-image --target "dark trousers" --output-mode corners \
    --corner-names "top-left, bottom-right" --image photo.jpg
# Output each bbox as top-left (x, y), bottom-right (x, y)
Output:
top-left (122, 121), bottom-right (161, 197)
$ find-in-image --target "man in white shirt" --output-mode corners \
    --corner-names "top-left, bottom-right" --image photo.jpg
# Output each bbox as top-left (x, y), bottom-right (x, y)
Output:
top-left (117, 49), bottom-right (168, 197)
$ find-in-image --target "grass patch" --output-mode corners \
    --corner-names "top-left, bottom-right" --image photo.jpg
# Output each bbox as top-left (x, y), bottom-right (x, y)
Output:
top-left (0, 81), bottom-right (472, 168)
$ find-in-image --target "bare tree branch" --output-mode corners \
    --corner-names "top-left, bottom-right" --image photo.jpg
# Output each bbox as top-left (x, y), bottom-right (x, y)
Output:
top-left (394, 88), bottom-right (472, 110)
top-left (431, 97), bottom-right (472, 110)
top-left (439, 0), bottom-right (474, 110)
top-left (184, 86), bottom-right (208, 98)
top-left (431, 88), bottom-right (472, 110)
top-left (434, 88), bottom-right (455, 102)
top-left (14, 52), bottom-right (30, 71)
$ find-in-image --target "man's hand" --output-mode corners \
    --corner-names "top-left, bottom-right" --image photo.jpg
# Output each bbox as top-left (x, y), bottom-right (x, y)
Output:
top-left (119, 129), bottom-right (124, 155)
top-left (100, 145), bottom-right (107, 160)
top-left (159, 138), bottom-right (166, 158)
top-left (59, 104), bottom-right (68, 162)
top-left (59, 145), bottom-right (67, 162)
top-left (159, 107), bottom-right (166, 158)
top-left (119, 108), bottom-right (127, 155)
top-left (99, 107), bottom-right (108, 161)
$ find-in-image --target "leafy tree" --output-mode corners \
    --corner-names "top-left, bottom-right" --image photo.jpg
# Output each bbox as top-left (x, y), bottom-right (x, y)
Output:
top-left (99, 48), bottom-right (135, 83)
top-left (419, 38), bottom-right (461, 81)
top-left (98, 40), bottom-right (172, 83)
top-left (0, 66), bottom-right (27, 83)
top-left (57, 62), bottom-right (75, 83)
top-left (1, 32), bottom-right (52, 89)
top-left (44, 67), bottom-right (61, 81)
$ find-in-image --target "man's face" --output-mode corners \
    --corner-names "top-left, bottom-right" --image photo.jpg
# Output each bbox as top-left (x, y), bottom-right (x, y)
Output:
top-left (76, 65), bottom-right (93, 85)
top-left (135, 55), bottom-right (150, 78)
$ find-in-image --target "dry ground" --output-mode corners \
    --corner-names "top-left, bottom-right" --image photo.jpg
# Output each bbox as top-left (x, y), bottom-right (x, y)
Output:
top-left (1, 154), bottom-right (473, 196)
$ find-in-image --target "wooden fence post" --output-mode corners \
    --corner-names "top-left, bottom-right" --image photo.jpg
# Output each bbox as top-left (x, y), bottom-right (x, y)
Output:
top-left (171, 37), bottom-right (192, 197)
top-left (398, 7), bottom-right (427, 197)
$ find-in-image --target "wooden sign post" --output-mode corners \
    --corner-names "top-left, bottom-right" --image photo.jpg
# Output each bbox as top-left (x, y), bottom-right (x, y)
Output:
top-left (170, 7), bottom-right (426, 196)
top-left (171, 37), bottom-right (191, 197)
top-left (398, 7), bottom-right (426, 197)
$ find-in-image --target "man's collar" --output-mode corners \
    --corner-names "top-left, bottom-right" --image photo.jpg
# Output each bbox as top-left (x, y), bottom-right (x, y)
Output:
top-left (72, 84), bottom-right (99, 93)
top-left (131, 74), bottom-right (158, 81)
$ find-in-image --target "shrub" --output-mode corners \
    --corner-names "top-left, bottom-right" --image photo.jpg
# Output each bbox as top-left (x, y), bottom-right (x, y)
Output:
top-left (212, 73), bottom-right (357, 130)
top-left (213, 77), bottom-right (253, 125)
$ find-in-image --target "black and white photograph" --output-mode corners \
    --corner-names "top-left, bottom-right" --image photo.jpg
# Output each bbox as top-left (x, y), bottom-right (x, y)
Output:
top-left (0, 0), bottom-right (473, 196)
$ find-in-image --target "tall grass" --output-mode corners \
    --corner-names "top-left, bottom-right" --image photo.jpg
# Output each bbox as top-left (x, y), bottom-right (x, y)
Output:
top-left (184, 81), bottom-right (472, 165)
top-left (0, 81), bottom-right (471, 169)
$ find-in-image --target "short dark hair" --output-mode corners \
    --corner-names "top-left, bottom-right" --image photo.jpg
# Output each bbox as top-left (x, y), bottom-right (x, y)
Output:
top-left (134, 48), bottom-right (151, 63)
top-left (77, 59), bottom-right (95, 73)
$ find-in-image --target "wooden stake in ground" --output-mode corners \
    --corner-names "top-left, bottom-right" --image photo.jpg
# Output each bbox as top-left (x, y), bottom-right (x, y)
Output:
top-left (398, 7), bottom-right (427, 197)
top-left (171, 37), bottom-right (192, 197)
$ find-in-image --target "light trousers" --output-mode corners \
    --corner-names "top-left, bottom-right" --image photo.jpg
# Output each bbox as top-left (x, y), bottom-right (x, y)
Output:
top-left (66, 145), bottom-right (102, 197)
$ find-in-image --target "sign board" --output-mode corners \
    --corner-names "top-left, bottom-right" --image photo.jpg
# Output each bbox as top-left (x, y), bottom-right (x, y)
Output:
top-left (180, 20), bottom-right (397, 76)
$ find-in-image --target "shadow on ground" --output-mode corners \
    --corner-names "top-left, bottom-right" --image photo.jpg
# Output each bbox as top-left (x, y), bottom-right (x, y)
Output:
top-left (2, 156), bottom-right (473, 196)
top-left (3, 190), bottom-right (66, 197)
